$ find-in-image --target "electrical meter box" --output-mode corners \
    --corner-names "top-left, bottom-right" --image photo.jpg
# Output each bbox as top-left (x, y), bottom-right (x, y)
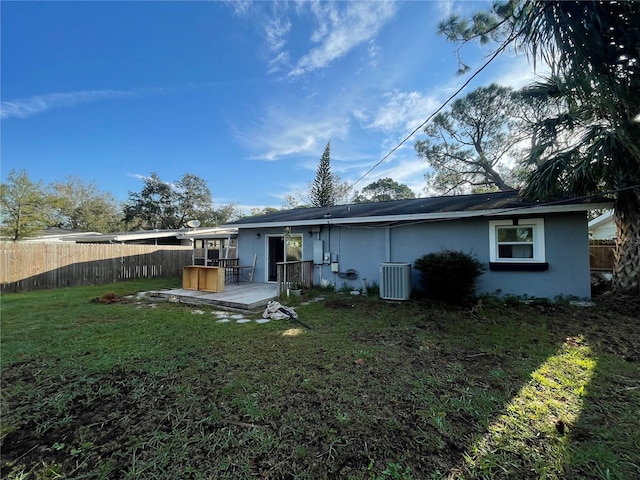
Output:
top-left (313, 240), bottom-right (324, 265)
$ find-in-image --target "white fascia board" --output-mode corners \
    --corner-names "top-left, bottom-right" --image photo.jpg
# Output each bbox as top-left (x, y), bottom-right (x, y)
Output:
top-left (73, 235), bottom-right (118, 242)
top-left (229, 201), bottom-right (613, 229)
top-left (111, 231), bottom-right (184, 241)
top-left (588, 209), bottom-right (614, 228)
top-left (176, 228), bottom-right (238, 240)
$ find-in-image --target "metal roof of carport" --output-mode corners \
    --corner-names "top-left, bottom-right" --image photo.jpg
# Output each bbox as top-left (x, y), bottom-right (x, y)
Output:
top-left (62, 227), bottom-right (237, 243)
top-left (176, 228), bottom-right (238, 240)
top-left (224, 191), bottom-right (613, 229)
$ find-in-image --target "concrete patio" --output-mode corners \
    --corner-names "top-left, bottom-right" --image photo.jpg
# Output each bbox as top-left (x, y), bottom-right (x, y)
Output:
top-left (151, 282), bottom-right (279, 312)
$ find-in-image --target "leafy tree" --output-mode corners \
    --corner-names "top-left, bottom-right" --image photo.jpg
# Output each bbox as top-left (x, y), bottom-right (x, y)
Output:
top-left (310, 141), bottom-right (335, 207)
top-left (352, 178), bottom-right (416, 203)
top-left (330, 174), bottom-right (353, 206)
top-left (439, 1), bottom-right (640, 294)
top-left (282, 194), bottom-right (304, 210)
top-left (201, 202), bottom-right (244, 226)
top-left (50, 176), bottom-right (123, 232)
top-left (0, 170), bottom-right (56, 241)
top-left (249, 207), bottom-right (280, 217)
top-left (415, 84), bottom-right (524, 195)
top-left (123, 173), bottom-right (174, 230)
top-left (123, 172), bottom-right (214, 230)
top-left (173, 173), bottom-right (217, 226)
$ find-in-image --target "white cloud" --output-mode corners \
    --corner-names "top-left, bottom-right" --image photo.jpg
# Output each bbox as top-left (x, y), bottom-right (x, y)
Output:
top-left (0, 83), bottom-right (225, 120)
top-left (492, 54), bottom-right (548, 89)
top-left (287, 1), bottom-right (397, 78)
top-left (267, 51), bottom-right (290, 74)
top-left (226, 0), bottom-right (253, 17)
top-left (306, 1), bottom-right (334, 43)
top-left (264, 16), bottom-right (291, 52)
top-left (262, 134), bottom-right (316, 161)
top-left (367, 40), bottom-right (381, 68)
top-left (0, 89), bottom-right (136, 120)
top-left (235, 104), bottom-right (350, 162)
top-left (230, 2), bottom-right (396, 78)
top-left (435, 0), bottom-right (456, 19)
top-left (367, 90), bottom-right (440, 134)
top-left (361, 158), bottom-right (427, 193)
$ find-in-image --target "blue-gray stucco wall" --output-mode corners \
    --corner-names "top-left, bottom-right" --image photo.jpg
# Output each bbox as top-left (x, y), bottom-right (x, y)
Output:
top-left (236, 212), bottom-right (591, 299)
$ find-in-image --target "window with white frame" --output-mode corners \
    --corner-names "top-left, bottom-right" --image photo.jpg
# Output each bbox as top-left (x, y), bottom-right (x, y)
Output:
top-left (489, 218), bottom-right (546, 264)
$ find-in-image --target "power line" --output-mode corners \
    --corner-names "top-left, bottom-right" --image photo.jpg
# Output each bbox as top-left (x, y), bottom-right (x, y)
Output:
top-left (348, 11), bottom-right (539, 191)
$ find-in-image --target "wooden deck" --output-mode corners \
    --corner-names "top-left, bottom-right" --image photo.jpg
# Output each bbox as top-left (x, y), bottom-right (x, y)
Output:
top-left (151, 282), bottom-right (279, 312)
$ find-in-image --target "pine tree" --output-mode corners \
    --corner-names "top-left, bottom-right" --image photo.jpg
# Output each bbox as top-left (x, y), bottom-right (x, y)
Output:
top-left (310, 142), bottom-right (335, 207)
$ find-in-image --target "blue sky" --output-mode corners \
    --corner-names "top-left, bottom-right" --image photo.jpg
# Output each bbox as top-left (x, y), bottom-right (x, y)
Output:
top-left (1, 1), bottom-right (539, 214)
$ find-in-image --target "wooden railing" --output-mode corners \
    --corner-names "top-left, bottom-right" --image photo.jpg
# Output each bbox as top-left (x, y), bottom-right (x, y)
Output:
top-left (193, 248), bottom-right (237, 265)
top-left (207, 258), bottom-right (240, 283)
top-left (209, 258), bottom-right (239, 268)
top-left (276, 260), bottom-right (314, 295)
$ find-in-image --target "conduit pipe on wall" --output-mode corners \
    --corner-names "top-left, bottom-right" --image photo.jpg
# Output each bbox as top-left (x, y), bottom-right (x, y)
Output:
top-left (385, 226), bottom-right (391, 262)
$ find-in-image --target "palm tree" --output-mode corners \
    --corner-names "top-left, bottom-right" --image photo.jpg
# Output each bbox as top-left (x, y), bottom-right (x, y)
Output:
top-left (440, 1), bottom-right (640, 294)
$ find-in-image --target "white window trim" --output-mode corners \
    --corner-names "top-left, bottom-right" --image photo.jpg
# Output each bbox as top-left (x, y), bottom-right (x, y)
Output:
top-left (489, 218), bottom-right (546, 263)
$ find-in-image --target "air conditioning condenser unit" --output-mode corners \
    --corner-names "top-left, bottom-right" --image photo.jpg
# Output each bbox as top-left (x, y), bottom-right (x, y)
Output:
top-left (379, 262), bottom-right (411, 300)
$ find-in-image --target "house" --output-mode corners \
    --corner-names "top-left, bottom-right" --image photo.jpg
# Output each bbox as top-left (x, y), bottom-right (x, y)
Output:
top-left (587, 210), bottom-right (616, 276)
top-left (588, 210), bottom-right (616, 240)
top-left (225, 191), bottom-right (612, 299)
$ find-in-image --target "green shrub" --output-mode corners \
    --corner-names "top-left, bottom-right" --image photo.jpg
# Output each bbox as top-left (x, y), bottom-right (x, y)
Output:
top-left (414, 250), bottom-right (485, 304)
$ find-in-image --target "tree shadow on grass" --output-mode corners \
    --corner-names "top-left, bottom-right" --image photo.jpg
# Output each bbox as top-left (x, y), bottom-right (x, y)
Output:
top-left (558, 298), bottom-right (640, 480)
top-left (2, 296), bottom-right (638, 479)
top-left (399, 298), bottom-right (639, 479)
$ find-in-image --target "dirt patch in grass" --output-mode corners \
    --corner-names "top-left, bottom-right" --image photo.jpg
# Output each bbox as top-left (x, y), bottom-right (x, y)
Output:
top-left (90, 292), bottom-right (128, 304)
top-left (2, 292), bottom-right (639, 479)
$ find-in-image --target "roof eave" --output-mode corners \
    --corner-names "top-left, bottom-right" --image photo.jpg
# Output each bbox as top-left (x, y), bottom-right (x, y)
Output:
top-left (588, 209), bottom-right (615, 229)
top-left (225, 201), bottom-right (614, 229)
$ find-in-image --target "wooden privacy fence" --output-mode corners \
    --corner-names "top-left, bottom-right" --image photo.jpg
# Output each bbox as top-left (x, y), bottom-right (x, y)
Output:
top-left (1, 243), bottom-right (192, 293)
top-left (589, 239), bottom-right (615, 271)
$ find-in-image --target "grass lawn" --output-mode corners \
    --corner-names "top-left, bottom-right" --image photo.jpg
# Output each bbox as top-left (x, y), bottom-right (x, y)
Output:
top-left (1, 279), bottom-right (639, 479)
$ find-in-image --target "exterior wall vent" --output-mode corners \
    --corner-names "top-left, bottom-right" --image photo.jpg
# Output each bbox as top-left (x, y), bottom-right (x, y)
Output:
top-left (379, 262), bottom-right (411, 300)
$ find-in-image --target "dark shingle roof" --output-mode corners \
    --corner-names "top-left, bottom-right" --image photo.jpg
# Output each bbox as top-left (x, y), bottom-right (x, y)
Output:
top-left (228, 190), bottom-right (610, 228)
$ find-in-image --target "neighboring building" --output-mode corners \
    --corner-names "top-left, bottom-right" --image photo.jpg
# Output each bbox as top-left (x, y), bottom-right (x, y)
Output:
top-left (20, 228), bottom-right (102, 243)
top-left (588, 210), bottom-right (616, 240)
top-left (61, 227), bottom-right (237, 248)
top-left (63, 229), bottom-right (193, 245)
top-left (59, 227), bottom-right (239, 267)
top-left (588, 210), bottom-right (616, 275)
top-left (226, 191), bottom-right (612, 299)
top-left (176, 228), bottom-right (238, 265)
